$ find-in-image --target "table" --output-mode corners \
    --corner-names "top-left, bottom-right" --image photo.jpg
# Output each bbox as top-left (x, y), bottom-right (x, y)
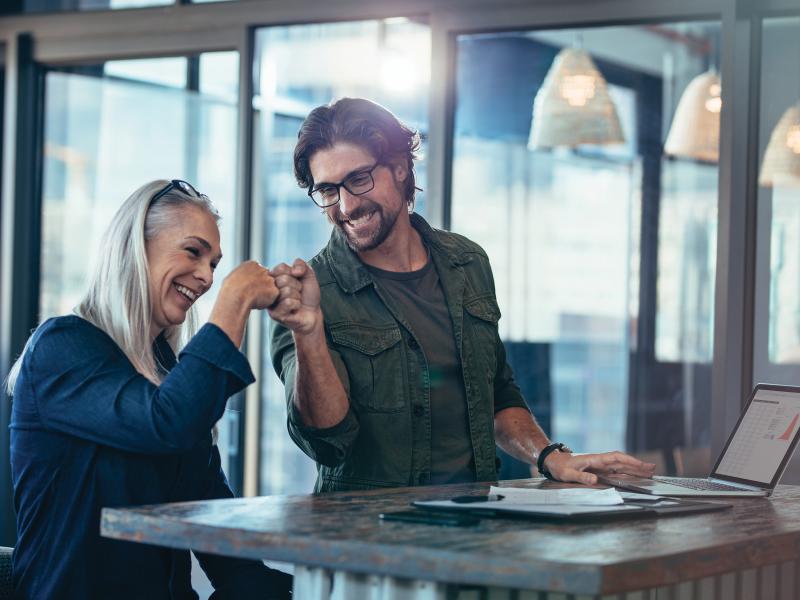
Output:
top-left (101, 479), bottom-right (800, 599)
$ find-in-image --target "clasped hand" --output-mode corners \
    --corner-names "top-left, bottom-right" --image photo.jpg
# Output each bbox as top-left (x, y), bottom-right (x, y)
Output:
top-left (267, 258), bottom-right (323, 336)
top-left (543, 450), bottom-right (656, 485)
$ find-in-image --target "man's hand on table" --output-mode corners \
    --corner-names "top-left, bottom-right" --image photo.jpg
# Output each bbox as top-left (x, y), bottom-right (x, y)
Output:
top-left (543, 450), bottom-right (656, 485)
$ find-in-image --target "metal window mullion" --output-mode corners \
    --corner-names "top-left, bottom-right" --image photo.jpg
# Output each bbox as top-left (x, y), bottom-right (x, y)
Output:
top-left (33, 27), bottom-right (242, 66)
top-left (236, 25), bottom-right (261, 498)
top-left (432, 0), bottom-right (723, 34)
top-left (427, 11), bottom-right (456, 230)
top-left (0, 35), bottom-right (18, 550)
top-left (184, 55), bottom-right (200, 191)
top-left (0, 32), bottom-right (45, 546)
top-left (0, 0), bottom-right (434, 41)
top-left (711, 0), bottom-right (760, 456)
top-left (744, 0), bottom-right (800, 17)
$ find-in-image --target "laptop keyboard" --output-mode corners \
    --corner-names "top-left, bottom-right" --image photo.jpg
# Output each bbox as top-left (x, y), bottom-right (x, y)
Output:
top-left (656, 477), bottom-right (744, 492)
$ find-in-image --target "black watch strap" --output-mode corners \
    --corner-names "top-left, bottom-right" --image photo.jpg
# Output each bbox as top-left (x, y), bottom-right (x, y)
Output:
top-left (537, 442), bottom-right (569, 481)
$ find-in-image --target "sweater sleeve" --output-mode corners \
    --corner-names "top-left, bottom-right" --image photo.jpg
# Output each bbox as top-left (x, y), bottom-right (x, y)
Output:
top-left (26, 320), bottom-right (254, 454)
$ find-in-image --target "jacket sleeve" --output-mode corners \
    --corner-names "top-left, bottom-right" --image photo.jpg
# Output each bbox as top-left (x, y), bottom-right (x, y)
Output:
top-left (194, 445), bottom-right (293, 600)
top-left (476, 252), bottom-right (530, 415)
top-left (492, 332), bottom-right (530, 414)
top-left (26, 320), bottom-right (254, 454)
top-left (269, 319), bottom-right (359, 467)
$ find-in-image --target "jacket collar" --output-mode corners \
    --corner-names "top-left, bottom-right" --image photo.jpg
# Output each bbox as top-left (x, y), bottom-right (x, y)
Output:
top-left (326, 212), bottom-right (472, 294)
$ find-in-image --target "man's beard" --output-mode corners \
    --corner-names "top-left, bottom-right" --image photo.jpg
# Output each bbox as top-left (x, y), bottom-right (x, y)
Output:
top-left (332, 197), bottom-right (403, 252)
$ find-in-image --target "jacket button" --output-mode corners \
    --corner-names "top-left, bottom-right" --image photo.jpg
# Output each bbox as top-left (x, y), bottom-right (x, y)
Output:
top-left (417, 472), bottom-right (429, 485)
top-left (407, 337), bottom-right (419, 350)
top-left (413, 405), bottom-right (424, 417)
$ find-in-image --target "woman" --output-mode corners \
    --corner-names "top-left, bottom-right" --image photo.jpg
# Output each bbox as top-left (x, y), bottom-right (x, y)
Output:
top-left (6, 180), bottom-right (291, 599)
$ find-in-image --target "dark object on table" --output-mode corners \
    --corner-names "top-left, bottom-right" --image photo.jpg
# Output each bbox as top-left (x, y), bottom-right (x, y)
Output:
top-left (380, 510), bottom-right (480, 527)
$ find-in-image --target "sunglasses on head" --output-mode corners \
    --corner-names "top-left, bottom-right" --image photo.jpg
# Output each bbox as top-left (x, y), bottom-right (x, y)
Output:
top-left (150, 179), bottom-right (208, 206)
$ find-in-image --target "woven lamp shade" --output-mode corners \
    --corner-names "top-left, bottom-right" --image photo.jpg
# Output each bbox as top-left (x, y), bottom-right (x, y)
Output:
top-left (664, 70), bottom-right (721, 163)
top-left (759, 103), bottom-right (800, 188)
top-left (528, 47), bottom-right (625, 149)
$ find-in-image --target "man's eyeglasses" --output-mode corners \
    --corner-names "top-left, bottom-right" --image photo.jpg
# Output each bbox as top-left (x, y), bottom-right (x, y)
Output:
top-left (308, 163), bottom-right (381, 208)
top-left (150, 179), bottom-right (208, 206)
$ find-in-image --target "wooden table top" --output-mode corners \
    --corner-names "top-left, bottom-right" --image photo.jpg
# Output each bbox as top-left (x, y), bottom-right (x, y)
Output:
top-left (100, 479), bottom-right (800, 595)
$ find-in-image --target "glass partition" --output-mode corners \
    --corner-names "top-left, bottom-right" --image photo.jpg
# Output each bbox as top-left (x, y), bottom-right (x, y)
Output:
top-left (753, 14), bottom-right (800, 482)
top-left (451, 22), bottom-right (721, 476)
top-left (253, 18), bottom-right (431, 495)
top-left (40, 52), bottom-right (242, 481)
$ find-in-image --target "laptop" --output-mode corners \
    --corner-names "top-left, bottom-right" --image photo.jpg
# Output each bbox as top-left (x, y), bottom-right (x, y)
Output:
top-left (599, 383), bottom-right (800, 497)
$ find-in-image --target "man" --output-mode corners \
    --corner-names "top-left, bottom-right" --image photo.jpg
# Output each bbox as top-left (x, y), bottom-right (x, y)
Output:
top-left (268, 97), bottom-right (654, 492)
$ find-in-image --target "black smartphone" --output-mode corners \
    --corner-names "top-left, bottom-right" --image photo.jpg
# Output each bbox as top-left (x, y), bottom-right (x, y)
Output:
top-left (379, 510), bottom-right (479, 527)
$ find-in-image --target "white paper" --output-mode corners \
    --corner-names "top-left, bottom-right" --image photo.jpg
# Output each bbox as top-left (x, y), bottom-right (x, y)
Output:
top-left (489, 486), bottom-right (624, 506)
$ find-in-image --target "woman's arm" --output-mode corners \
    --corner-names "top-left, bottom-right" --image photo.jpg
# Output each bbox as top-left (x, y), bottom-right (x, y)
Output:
top-left (26, 319), bottom-right (251, 454)
top-left (24, 262), bottom-right (279, 454)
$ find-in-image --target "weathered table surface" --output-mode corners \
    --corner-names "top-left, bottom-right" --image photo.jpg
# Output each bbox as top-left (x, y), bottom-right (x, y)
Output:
top-left (100, 479), bottom-right (800, 595)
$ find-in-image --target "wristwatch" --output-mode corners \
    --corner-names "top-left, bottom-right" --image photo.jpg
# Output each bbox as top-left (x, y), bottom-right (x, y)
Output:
top-left (537, 442), bottom-right (573, 481)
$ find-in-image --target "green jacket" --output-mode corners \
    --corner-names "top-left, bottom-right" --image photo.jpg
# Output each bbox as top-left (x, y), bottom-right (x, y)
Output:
top-left (270, 213), bottom-right (529, 492)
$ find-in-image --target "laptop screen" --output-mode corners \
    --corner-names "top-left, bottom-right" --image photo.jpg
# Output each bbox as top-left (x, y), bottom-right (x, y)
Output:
top-left (712, 385), bottom-right (800, 488)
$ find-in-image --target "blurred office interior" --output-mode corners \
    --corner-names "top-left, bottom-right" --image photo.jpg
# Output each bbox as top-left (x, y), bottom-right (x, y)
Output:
top-left (0, 0), bottom-right (798, 573)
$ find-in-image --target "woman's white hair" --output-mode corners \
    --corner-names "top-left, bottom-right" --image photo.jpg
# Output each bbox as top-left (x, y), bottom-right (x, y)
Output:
top-left (6, 179), bottom-right (220, 394)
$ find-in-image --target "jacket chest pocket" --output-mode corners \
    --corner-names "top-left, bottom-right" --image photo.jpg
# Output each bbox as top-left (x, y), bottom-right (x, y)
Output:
top-left (330, 323), bottom-right (406, 413)
top-left (463, 296), bottom-right (501, 377)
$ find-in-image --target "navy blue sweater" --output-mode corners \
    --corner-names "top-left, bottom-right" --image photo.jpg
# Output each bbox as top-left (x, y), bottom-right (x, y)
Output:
top-left (9, 316), bottom-right (291, 599)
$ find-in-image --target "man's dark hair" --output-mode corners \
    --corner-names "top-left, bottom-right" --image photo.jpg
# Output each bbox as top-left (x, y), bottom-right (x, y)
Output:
top-left (293, 97), bottom-right (421, 207)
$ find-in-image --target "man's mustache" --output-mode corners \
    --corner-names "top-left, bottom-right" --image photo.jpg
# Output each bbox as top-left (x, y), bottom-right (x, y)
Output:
top-left (333, 200), bottom-right (380, 225)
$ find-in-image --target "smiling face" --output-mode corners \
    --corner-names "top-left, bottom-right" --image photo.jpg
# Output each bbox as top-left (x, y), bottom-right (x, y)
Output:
top-left (145, 205), bottom-right (222, 340)
top-left (309, 142), bottom-right (408, 253)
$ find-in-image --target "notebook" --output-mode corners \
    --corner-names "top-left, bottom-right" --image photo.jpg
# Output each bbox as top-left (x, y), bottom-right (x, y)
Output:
top-left (599, 383), bottom-right (800, 497)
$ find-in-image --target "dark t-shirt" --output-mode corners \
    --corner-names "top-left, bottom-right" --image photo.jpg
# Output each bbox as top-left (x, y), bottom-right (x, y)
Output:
top-left (366, 258), bottom-right (475, 484)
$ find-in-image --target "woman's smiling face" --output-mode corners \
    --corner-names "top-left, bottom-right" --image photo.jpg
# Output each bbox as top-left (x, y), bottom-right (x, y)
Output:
top-left (145, 205), bottom-right (222, 339)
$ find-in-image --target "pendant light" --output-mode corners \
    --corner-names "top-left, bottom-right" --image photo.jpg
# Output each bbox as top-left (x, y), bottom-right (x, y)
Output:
top-left (759, 103), bottom-right (800, 188)
top-left (528, 46), bottom-right (625, 149)
top-left (664, 69), bottom-right (722, 163)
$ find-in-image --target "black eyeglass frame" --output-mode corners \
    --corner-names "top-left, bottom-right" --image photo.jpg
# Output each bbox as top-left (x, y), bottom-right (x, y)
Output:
top-left (307, 162), bottom-right (382, 208)
top-left (150, 179), bottom-right (208, 206)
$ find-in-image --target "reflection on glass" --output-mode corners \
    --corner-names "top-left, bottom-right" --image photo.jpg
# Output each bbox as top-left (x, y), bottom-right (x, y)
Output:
top-left (40, 52), bottom-right (240, 479)
top-left (657, 160), bottom-right (716, 363)
top-left (452, 23), bottom-right (720, 474)
top-left (103, 58), bottom-right (187, 89)
top-left (756, 17), bottom-right (800, 370)
top-left (254, 18), bottom-right (430, 495)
